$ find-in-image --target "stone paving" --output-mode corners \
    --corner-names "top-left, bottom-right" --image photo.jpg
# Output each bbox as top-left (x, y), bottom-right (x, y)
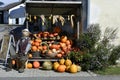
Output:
top-left (0, 64), bottom-right (97, 77)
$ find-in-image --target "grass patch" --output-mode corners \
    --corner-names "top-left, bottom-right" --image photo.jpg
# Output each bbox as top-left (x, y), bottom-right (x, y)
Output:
top-left (94, 66), bottom-right (120, 75)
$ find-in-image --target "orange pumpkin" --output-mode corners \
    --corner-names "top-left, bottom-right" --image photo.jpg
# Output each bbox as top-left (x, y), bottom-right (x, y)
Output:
top-left (67, 45), bottom-right (71, 50)
top-left (42, 45), bottom-right (47, 50)
top-left (38, 46), bottom-right (43, 51)
top-left (35, 39), bottom-right (42, 43)
top-left (55, 45), bottom-right (60, 50)
top-left (60, 42), bottom-right (66, 48)
top-left (66, 40), bottom-right (71, 45)
top-left (43, 32), bottom-right (49, 37)
top-left (31, 40), bottom-right (35, 45)
top-left (50, 44), bottom-right (60, 50)
top-left (50, 44), bottom-right (56, 49)
top-left (56, 53), bottom-right (62, 58)
top-left (33, 61), bottom-right (40, 68)
top-left (34, 42), bottom-right (40, 46)
top-left (47, 50), bottom-right (52, 55)
top-left (53, 33), bottom-right (58, 36)
top-left (57, 65), bottom-right (66, 72)
top-left (49, 34), bottom-right (54, 37)
top-left (27, 63), bottom-right (33, 69)
top-left (62, 47), bottom-right (68, 52)
top-left (60, 51), bottom-right (65, 55)
top-left (61, 36), bottom-right (67, 43)
top-left (12, 60), bottom-right (16, 65)
top-left (37, 34), bottom-right (41, 37)
top-left (31, 46), bottom-right (37, 51)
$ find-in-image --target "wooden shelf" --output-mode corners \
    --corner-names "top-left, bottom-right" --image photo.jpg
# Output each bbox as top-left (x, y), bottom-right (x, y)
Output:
top-left (28, 58), bottom-right (60, 61)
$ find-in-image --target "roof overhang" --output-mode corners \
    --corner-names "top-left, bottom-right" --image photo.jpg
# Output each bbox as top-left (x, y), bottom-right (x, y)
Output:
top-left (0, 1), bottom-right (23, 11)
top-left (26, 1), bottom-right (82, 15)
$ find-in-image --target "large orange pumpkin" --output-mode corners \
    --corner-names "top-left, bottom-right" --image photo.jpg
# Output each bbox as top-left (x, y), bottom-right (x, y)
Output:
top-left (27, 63), bottom-right (33, 69)
top-left (57, 65), bottom-right (66, 72)
top-left (33, 61), bottom-right (40, 68)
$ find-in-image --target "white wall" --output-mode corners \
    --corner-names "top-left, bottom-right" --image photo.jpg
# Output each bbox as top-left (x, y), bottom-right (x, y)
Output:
top-left (90, 0), bottom-right (120, 45)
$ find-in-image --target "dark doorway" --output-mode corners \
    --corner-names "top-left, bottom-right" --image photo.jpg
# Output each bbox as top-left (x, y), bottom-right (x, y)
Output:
top-left (16, 18), bottom-right (19, 24)
top-left (0, 11), bottom-right (3, 24)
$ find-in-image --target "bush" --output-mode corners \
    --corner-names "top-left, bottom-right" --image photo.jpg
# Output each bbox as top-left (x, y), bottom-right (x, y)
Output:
top-left (67, 51), bottom-right (83, 64)
top-left (109, 45), bottom-right (120, 65)
top-left (68, 24), bottom-right (119, 71)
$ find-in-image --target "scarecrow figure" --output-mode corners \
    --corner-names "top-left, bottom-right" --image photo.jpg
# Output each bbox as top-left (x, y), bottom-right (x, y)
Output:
top-left (16, 28), bottom-right (31, 73)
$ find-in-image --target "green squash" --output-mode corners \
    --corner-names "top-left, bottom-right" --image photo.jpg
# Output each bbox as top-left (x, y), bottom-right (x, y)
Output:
top-left (42, 61), bottom-right (53, 70)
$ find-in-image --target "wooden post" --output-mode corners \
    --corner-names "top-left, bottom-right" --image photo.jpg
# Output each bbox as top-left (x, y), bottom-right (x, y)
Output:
top-left (77, 21), bottom-right (80, 39)
top-left (26, 13), bottom-right (29, 29)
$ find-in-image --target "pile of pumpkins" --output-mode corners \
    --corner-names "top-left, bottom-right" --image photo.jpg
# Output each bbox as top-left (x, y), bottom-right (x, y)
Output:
top-left (26, 61), bottom-right (53, 70)
top-left (30, 31), bottom-right (72, 58)
top-left (53, 58), bottom-right (81, 73)
top-left (27, 61), bottom-right (40, 69)
top-left (26, 58), bottom-right (81, 73)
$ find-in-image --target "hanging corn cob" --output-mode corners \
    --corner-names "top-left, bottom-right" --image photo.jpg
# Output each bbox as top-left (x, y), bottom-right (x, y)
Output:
top-left (34, 15), bottom-right (37, 20)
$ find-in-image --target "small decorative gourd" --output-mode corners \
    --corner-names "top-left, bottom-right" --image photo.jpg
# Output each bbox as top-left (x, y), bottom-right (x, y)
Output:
top-left (27, 63), bottom-right (33, 69)
top-left (65, 65), bottom-right (70, 72)
top-left (53, 62), bottom-right (60, 71)
top-left (12, 60), bottom-right (16, 65)
top-left (65, 58), bottom-right (72, 66)
top-left (59, 58), bottom-right (65, 65)
top-left (77, 65), bottom-right (82, 72)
